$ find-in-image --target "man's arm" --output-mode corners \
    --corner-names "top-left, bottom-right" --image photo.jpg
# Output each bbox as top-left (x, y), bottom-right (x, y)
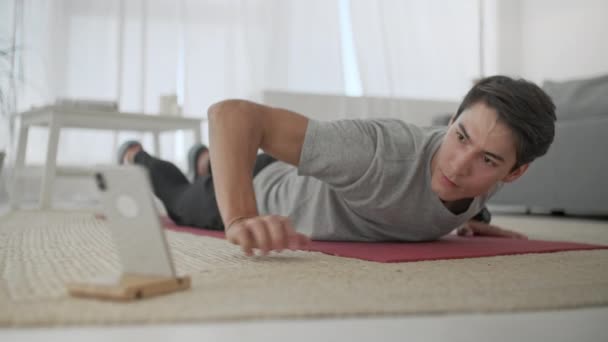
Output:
top-left (207, 99), bottom-right (310, 256)
top-left (456, 220), bottom-right (528, 239)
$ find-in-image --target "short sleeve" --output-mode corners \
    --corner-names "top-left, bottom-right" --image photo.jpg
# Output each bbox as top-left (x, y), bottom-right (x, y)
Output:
top-left (297, 119), bottom-right (377, 191)
top-left (297, 118), bottom-right (425, 202)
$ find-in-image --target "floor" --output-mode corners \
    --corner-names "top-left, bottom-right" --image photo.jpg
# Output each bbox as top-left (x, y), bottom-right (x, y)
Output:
top-left (2, 307), bottom-right (608, 342)
top-left (1, 171), bottom-right (607, 341)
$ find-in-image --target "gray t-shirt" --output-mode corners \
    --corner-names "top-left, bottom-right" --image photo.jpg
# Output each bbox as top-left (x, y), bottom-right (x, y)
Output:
top-left (252, 119), bottom-right (497, 241)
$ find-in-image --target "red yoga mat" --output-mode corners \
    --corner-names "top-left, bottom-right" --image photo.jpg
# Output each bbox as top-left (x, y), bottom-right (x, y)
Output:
top-left (163, 220), bottom-right (608, 263)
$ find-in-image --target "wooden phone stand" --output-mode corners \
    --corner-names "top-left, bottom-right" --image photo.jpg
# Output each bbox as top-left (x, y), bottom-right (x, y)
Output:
top-left (67, 273), bottom-right (191, 301)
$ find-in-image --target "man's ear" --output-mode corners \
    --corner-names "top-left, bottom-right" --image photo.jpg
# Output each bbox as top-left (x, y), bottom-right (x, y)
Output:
top-left (502, 163), bottom-right (529, 183)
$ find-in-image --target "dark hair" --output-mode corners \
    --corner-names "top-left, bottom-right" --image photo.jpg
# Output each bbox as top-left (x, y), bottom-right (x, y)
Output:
top-left (454, 75), bottom-right (556, 169)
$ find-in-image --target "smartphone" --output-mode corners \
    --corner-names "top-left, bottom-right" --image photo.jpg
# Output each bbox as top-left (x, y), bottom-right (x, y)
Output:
top-left (95, 165), bottom-right (176, 278)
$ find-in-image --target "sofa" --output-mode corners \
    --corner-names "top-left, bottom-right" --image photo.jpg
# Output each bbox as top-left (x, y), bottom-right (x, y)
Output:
top-left (488, 74), bottom-right (608, 215)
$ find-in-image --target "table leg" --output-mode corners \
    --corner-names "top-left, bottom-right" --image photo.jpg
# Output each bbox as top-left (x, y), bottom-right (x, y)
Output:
top-left (10, 124), bottom-right (29, 208)
top-left (152, 131), bottom-right (161, 157)
top-left (40, 118), bottom-right (61, 209)
top-left (193, 125), bottom-right (202, 145)
top-left (112, 130), bottom-right (119, 158)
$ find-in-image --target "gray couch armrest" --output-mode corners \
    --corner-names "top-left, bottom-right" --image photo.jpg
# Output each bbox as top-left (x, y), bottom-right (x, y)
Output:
top-left (489, 116), bottom-right (608, 214)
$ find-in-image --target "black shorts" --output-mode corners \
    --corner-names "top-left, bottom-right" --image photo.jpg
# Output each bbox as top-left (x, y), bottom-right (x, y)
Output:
top-left (172, 153), bottom-right (277, 230)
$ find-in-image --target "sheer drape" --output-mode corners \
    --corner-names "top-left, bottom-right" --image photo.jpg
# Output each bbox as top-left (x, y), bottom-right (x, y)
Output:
top-left (8, 0), bottom-right (344, 166)
top-left (349, 0), bottom-right (481, 100)
top-left (5, 0), bottom-right (482, 166)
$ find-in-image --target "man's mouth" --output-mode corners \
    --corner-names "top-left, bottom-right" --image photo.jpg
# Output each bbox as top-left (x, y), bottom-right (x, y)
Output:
top-left (441, 172), bottom-right (458, 188)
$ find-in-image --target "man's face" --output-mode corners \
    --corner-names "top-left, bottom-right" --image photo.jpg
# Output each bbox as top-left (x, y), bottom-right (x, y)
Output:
top-left (430, 101), bottom-right (528, 202)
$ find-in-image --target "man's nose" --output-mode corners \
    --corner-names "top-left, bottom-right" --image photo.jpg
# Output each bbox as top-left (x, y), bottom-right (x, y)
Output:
top-left (451, 151), bottom-right (474, 176)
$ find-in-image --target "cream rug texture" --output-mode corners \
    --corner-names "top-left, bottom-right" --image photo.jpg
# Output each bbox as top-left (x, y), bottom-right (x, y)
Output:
top-left (1, 210), bottom-right (607, 327)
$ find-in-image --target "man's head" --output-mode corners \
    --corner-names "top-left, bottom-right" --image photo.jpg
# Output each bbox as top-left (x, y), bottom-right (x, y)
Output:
top-left (431, 75), bottom-right (556, 202)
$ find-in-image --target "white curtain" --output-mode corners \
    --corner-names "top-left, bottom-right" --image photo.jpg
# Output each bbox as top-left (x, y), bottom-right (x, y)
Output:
top-left (349, 0), bottom-right (481, 100)
top-left (4, 0), bottom-right (483, 167)
top-left (7, 0), bottom-right (345, 166)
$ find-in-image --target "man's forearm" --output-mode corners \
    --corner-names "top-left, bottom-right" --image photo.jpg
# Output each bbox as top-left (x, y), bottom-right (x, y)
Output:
top-left (208, 100), bottom-right (263, 227)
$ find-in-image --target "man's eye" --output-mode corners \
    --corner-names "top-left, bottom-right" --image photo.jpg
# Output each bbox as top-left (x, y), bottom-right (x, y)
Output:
top-left (456, 132), bottom-right (465, 142)
top-left (483, 156), bottom-right (496, 167)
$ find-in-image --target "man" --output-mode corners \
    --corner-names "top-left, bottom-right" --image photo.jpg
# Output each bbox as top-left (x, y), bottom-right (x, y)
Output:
top-left (120, 75), bottom-right (556, 256)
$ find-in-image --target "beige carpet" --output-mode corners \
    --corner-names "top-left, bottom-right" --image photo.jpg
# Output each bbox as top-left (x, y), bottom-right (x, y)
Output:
top-left (1, 210), bottom-right (607, 327)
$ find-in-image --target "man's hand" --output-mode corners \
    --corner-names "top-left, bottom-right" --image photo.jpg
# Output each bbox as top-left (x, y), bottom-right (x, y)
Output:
top-left (226, 215), bottom-right (311, 256)
top-left (456, 219), bottom-right (528, 239)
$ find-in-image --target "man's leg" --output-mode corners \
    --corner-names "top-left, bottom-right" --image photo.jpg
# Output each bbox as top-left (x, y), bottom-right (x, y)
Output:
top-left (472, 207), bottom-right (492, 223)
top-left (131, 150), bottom-right (210, 225)
top-left (120, 142), bottom-right (222, 228)
top-left (127, 143), bottom-right (277, 230)
top-left (252, 153), bottom-right (277, 176)
top-left (171, 175), bottom-right (224, 230)
top-left (174, 153), bottom-right (278, 230)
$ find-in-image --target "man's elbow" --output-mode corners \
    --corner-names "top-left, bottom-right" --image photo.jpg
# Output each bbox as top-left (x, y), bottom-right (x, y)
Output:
top-left (207, 99), bottom-right (259, 123)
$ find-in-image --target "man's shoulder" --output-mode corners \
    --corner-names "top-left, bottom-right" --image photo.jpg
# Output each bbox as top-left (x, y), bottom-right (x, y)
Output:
top-left (363, 118), bottom-right (445, 139)
top-left (363, 119), bottom-right (445, 158)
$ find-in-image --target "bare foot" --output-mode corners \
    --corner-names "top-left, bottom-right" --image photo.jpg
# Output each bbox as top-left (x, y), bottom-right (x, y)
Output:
top-left (123, 144), bottom-right (143, 164)
top-left (196, 150), bottom-right (211, 177)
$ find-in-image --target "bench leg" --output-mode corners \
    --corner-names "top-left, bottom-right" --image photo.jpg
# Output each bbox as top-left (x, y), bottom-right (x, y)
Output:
top-left (152, 131), bottom-right (161, 157)
top-left (10, 125), bottom-right (29, 209)
top-left (40, 119), bottom-right (61, 209)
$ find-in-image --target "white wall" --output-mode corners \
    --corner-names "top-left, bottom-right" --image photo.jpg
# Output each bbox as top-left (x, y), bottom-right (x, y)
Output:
top-left (264, 91), bottom-right (459, 126)
top-left (489, 0), bottom-right (608, 83)
top-left (350, 0), bottom-right (481, 101)
top-left (269, 0), bottom-right (608, 126)
top-left (520, 0), bottom-right (608, 83)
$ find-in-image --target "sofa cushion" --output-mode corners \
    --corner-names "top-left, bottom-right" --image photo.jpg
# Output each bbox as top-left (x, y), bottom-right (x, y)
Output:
top-left (543, 74), bottom-right (608, 120)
